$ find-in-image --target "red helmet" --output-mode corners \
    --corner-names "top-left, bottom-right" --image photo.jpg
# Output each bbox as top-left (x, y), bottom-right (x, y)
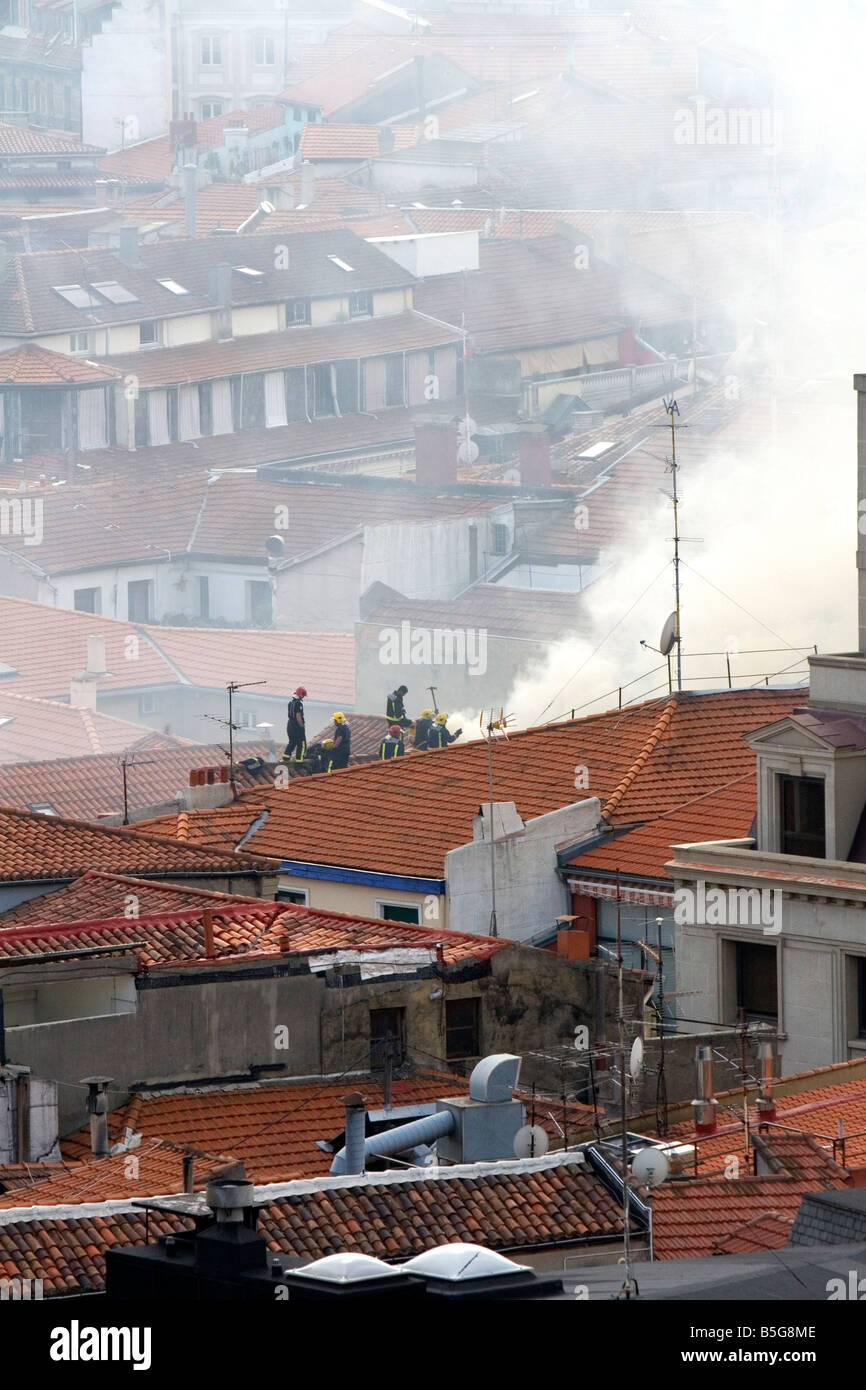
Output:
top-left (294, 687), bottom-right (307, 697)
top-left (389, 724), bottom-right (403, 736)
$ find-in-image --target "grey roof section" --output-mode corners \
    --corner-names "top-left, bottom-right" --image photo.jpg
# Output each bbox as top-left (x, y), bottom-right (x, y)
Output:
top-left (553, 1241), bottom-right (866, 1300)
top-left (788, 1189), bottom-right (866, 1248)
top-left (790, 707), bottom-right (866, 750)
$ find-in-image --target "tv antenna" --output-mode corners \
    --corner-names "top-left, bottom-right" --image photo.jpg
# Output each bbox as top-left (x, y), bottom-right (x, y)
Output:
top-left (202, 679), bottom-right (267, 790)
top-left (480, 707), bottom-right (515, 937)
top-left (117, 751), bottom-right (157, 825)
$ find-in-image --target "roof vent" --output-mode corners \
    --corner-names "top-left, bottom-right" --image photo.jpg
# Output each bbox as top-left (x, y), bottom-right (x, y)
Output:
top-left (403, 1243), bottom-right (530, 1281)
top-left (468, 1053), bottom-right (521, 1103)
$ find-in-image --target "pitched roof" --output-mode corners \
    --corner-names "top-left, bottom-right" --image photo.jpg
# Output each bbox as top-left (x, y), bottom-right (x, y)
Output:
top-left (0, 123), bottom-right (101, 157)
top-left (0, 805), bottom-right (265, 884)
top-left (0, 229), bottom-right (416, 337)
top-left (0, 870), bottom-right (266, 927)
top-left (0, 690), bottom-right (186, 767)
top-left (125, 804), bottom-right (271, 857)
top-left (141, 625), bottom-right (354, 706)
top-left (0, 343), bottom-right (119, 385)
top-left (650, 1172), bottom-right (847, 1260)
top-left (363, 581), bottom-right (591, 647)
top-left (0, 1140), bottom-right (236, 1210)
top-left (98, 105), bottom-right (290, 180)
top-left (0, 739), bottom-right (272, 818)
top-left (0, 1151), bottom-right (628, 1295)
top-left (236, 690), bottom-right (802, 878)
top-left (298, 122), bottom-right (421, 160)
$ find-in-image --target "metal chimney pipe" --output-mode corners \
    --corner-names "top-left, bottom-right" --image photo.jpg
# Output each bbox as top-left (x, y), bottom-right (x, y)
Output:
top-left (756, 1039), bottom-right (776, 1119)
top-left (692, 1045), bottom-right (718, 1135)
top-left (182, 1154), bottom-right (194, 1193)
top-left (235, 201), bottom-right (274, 235)
top-left (183, 163), bottom-right (197, 238)
top-left (342, 1092), bottom-right (366, 1176)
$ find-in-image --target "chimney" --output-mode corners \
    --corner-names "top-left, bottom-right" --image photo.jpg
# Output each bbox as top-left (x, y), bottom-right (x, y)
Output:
top-left (555, 915), bottom-right (590, 960)
top-left (342, 1092), bottom-right (366, 1175)
top-left (183, 1153), bottom-right (195, 1193)
top-left (86, 633), bottom-right (107, 675)
top-left (591, 218), bottom-right (629, 268)
top-left (299, 160), bottom-right (314, 207)
top-left (518, 425), bottom-right (552, 486)
top-left (378, 126), bottom-right (395, 155)
top-left (756, 1038), bottom-right (776, 1121)
top-left (117, 224), bottom-right (140, 268)
top-left (82, 1076), bottom-right (113, 1158)
top-left (235, 200), bottom-right (274, 235)
top-left (208, 261), bottom-right (233, 308)
top-left (691, 1045), bottom-right (718, 1136)
top-left (202, 909), bottom-right (215, 959)
top-left (182, 162), bottom-right (197, 238)
top-left (414, 416), bottom-right (459, 485)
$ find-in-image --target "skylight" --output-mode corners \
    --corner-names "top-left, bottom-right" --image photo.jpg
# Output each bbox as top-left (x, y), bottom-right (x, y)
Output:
top-left (0, 663), bottom-right (19, 677)
top-left (90, 280), bottom-right (139, 304)
top-left (327, 255), bottom-right (355, 272)
top-left (53, 284), bottom-right (101, 309)
top-left (0, 716), bottom-right (13, 730)
top-left (234, 266), bottom-right (265, 278)
top-left (157, 278), bottom-right (190, 295)
top-left (28, 802), bottom-right (58, 815)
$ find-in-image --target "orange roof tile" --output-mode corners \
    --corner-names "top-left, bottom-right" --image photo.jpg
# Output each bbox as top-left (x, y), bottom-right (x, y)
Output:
top-left (0, 343), bottom-right (119, 385)
top-left (0, 870), bottom-right (265, 927)
top-left (0, 690), bottom-right (186, 766)
top-left (650, 1173), bottom-right (845, 1260)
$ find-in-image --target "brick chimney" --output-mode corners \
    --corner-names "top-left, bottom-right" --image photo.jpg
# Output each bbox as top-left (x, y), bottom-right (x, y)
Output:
top-left (518, 425), bottom-right (552, 486)
top-left (414, 416), bottom-right (458, 485)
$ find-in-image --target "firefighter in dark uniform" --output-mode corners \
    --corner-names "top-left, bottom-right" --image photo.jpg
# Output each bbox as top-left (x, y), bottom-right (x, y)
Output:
top-left (380, 724), bottom-right (405, 759)
top-left (427, 712), bottom-right (462, 749)
top-left (385, 685), bottom-right (411, 728)
top-left (282, 686), bottom-right (307, 762)
top-left (413, 708), bottom-right (434, 750)
top-left (330, 712), bottom-right (351, 769)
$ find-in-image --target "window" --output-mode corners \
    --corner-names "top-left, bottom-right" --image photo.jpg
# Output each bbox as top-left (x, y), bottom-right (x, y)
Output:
top-left (200, 36), bottom-right (222, 66)
top-left (28, 803), bottom-right (57, 816)
top-left (286, 297), bottom-right (311, 326)
top-left (138, 692), bottom-right (159, 715)
top-left (253, 34), bottom-right (275, 65)
top-left (69, 331), bottom-right (89, 354)
top-left (328, 255), bottom-right (354, 272)
top-left (375, 901), bottom-right (420, 924)
top-left (445, 997), bottom-right (481, 1060)
top-left (90, 280), bottom-right (139, 305)
top-left (127, 578), bottom-right (153, 622)
top-left (779, 774), bottom-right (825, 857)
top-left (276, 888), bottom-right (308, 905)
top-left (246, 579), bottom-right (272, 625)
top-left (348, 290), bottom-right (372, 318)
top-left (370, 1007), bottom-right (406, 1068)
top-left (200, 102), bottom-right (224, 121)
top-left (139, 320), bottom-right (161, 347)
top-left (157, 278), bottom-right (190, 296)
top-left (53, 283), bottom-right (100, 309)
top-left (310, 363), bottom-right (336, 418)
top-left (492, 522), bottom-right (509, 555)
top-left (199, 576), bottom-right (209, 619)
top-left (73, 586), bottom-right (101, 614)
top-left (234, 266), bottom-right (265, 279)
top-left (735, 941), bottom-right (777, 1023)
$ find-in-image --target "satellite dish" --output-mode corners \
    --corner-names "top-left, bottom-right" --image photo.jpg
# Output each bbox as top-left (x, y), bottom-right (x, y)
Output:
top-left (659, 611), bottom-right (678, 658)
top-left (458, 415), bottom-right (477, 437)
top-left (629, 1036), bottom-right (644, 1081)
top-left (631, 1146), bottom-right (669, 1189)
top-left (457, 440), bottom-right (479, 465)
top-left (513, 1124), bottom-right (549, 1159)
top-left (503, 467), bottom-right (522, 485)
top-left (265, 534), bottom-right (286, 557)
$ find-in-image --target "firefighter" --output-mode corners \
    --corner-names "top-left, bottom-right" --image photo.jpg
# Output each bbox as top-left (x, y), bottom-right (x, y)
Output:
top-left (282, 686), bottom-right (307, 762)
top-left (385, 685), bottom-right (411, 728)
top-left (304, 740), bottom-right (329, 775)
top-left (380, 723), bottom-right (405, 759)
top-left (330, 712), bottom-right (351, 769)
top-left (413, 708), bottom-right (434, 750)
top-left (427, 712), bottom-right (462, 749)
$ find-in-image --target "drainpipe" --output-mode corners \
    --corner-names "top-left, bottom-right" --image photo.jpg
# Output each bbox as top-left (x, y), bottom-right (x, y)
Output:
top-left (343, 1092), bottom-right (366, 1176)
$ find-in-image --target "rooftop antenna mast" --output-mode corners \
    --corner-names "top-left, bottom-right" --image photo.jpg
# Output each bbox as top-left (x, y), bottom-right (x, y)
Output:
top-left (663, 396), bottom-right (683, 692)
top-left (118, 751), bottom-right (157, 826)
top-left (202, 679), bottom-right (267, 791)
top-left (481, 708), bottom-right (514, 938)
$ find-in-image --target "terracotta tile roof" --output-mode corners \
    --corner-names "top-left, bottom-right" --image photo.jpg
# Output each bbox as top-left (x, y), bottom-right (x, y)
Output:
top-left (0, 343), bottom-right (119, 385)
top-left (0, 1151), bottom-right (628, 1295)
top-left (0, 897), bottom-right (509, 972)
top-left (237, 690), bottom-right (803, 878)
top-left (0, 1140), bottom-right (237, 1209)
top-left (0, 739), bottom-right (272, 818)
top-left (0, 690), bottom-right (185, 767)
top-left (309, 714), bottom-right (389, 761)
top-left (0, 805), bottom-right (265, 884)
top-left (126, 180), bottom-right (388, 235)
top-left (0, 124), bottom-right (102, 157)
top-left (143, 626), bottom-right (354, 706)
top-left (101, 312), bottom-right (460, 388)
top-left (280, 38), bottom-right (431, 117)
top-left (131, 804), bottom-right (272, 857)
top-left (363, 582), bottom-right (592, 646)
top-left (99, 106), bottom-right (289, 181)
top-left (0, 870), bottom-right (266, 927)
top-left (711, 1211), bottom-right (795, 1255)
top-left (650, 1173), bottom-right (845, 1260)
top-left (298, 123), bottom-right (422, 160)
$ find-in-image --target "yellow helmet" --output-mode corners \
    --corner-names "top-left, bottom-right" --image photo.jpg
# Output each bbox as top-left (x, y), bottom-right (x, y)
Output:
top-left (435, 712), bottom-right (448, 724)
top-left (332, 712), bottom-right (346, 723)
top-left (421, 708), bottom-right (433, 718)
top-left (322, 738), bottom-right (335, 749)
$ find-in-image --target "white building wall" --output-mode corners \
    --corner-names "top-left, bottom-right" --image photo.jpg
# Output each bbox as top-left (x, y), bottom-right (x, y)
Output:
top-left (361, 509), bottom-right (512, 603)
top-left (82, 0), bottom-right (170, 149)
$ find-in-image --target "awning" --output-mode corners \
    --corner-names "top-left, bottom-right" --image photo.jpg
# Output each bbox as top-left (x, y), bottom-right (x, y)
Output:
top-left (568, 877), bottom-right (674, 907)
top-left (582, 336), bottom-right (620, 366)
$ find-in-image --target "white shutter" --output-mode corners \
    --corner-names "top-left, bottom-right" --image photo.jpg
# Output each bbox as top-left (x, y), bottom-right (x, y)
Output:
top-left (433, 347), bottom-right (457, 401)
top-left (407, 351), bottom-right (429, 405)
top-left (211, 379), bottom-right (233, 435)
top-left (364, 357), bottom-right (386, 411)
top-left (178, 384), bottom-right (201, 441)
top-left (78, 388), bottom-right (107, 450)
top-left (264, 370), bottom-right (288, 428)
top-left (146, 389), bottom-right (170, 446)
